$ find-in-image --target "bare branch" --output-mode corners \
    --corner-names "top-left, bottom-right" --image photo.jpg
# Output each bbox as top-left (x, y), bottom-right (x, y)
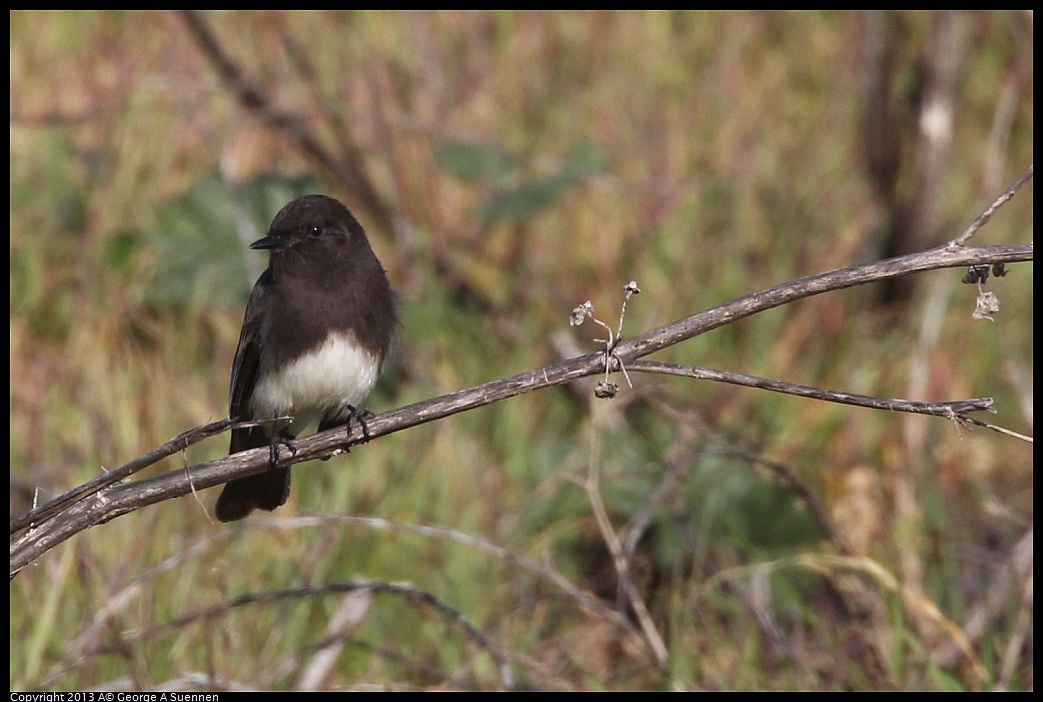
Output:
top-left (619, 241), bottom-right (1030, 362)
top-left (9, 238), bottom-right (1031, 577)
top-left (80, 580), bottom-right (519, 690)
top-left (10, 419), bottom-right (234, 534)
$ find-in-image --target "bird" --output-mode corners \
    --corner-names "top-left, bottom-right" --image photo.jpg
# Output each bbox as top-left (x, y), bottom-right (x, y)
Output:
top-left (215, 194), bottom-right (397, 522)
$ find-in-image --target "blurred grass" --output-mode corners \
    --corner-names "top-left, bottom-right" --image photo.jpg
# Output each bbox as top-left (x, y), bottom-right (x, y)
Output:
top-left (10, 10), bottom-right (1033, 691)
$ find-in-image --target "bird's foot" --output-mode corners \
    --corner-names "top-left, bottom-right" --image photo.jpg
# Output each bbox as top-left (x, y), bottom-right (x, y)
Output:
top-left (268, 434), bottom-right (297, 467)
top-left (346, 405), bottom-right (375, 442)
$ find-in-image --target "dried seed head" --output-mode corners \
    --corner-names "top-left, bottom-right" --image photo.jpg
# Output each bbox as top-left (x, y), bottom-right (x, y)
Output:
top-left (570, 300), bottom-right (595, 327)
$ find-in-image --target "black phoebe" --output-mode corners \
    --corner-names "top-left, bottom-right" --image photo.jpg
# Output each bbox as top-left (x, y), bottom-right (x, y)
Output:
top-left (215, 194), bottom-right (396, 522)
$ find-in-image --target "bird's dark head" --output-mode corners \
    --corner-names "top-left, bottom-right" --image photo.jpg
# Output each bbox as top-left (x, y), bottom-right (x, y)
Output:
top-left (250, 194), bottom-right (368, 256)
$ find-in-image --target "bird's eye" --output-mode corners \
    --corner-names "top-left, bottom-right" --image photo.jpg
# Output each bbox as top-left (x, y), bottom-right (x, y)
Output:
top-left (308, 226), bottom-right (323, 238)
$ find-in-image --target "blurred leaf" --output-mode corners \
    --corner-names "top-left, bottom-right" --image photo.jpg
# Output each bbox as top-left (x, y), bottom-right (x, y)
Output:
top-left (434, 139), bottom-right (519, 184)
top-left (146, 173), bottom-right (320, 311)
top-left (436, 138), bottom-right (609, 222)
top-left (693, 458), bottom-right (825, 554)
top-left (477, 173), bottom-right (578, 222)
top-left (563, 138), bottom-right (610, 177)
top-left (9, 133), bottom-right (87, 337)
top-left (103, 229), bottom-right (139, 278)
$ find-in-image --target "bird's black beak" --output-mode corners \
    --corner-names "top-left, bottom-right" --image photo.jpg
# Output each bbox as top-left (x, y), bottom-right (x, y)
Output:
top-left (250, 233), bottom-right (285, 250)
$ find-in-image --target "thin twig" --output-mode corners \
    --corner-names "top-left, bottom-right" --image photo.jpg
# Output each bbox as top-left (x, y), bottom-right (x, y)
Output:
top-left (626, 360), bottom-right (994, 418)
top-left (276, 516), bottom-right (644, 638)
top-left (955, 416), bottom-right (1033, 443)
top-left (704, 553), bottom-right (990, 688)
top-left (81, 580), bottom-right (519, 690)
top-left (583, 426), bottom-right (673, 677)
top-left (951, 163), bottom-right (1032, 246)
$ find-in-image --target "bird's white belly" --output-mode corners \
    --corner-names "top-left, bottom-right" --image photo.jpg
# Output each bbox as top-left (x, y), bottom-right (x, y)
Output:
top-left (251, 331), bottom-right (380, 433)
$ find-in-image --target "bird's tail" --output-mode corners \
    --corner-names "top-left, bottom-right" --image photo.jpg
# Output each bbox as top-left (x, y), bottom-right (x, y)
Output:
top-left (215, 467), bottom-right (291, 522)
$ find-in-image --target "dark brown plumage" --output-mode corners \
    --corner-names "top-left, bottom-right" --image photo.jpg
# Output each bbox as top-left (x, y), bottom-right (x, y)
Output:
top-left (215, 195), bottom-right (396, 522)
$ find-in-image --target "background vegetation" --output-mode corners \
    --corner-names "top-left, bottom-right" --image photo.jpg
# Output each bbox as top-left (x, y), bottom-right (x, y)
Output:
top-left (10, 10), bottom-right (1033, 691)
